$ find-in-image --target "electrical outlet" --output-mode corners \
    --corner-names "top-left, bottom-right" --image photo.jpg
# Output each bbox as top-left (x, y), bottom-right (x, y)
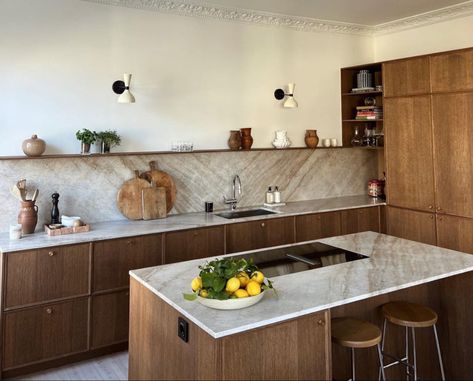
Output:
top-left (178, 317), bottom-right (189, 342)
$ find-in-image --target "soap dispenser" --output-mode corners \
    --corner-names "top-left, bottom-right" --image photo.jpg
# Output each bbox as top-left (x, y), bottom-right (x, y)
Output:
top-left (265, 187), bottom-right (274, 204)
top-left (273, 186), bottom-right (281, 203)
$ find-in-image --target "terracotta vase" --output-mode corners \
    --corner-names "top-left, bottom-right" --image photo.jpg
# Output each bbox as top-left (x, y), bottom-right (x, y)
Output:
top-left (304, 130), bottom-right (319, 149)
top-left (18, 200), bottom-right (38, 234)
top-left (227, 130), bottom-right (241, 151)
top-left (22, 134), bottom-right (46, 157)
top-left (240, 128), bottom-right (253, 150)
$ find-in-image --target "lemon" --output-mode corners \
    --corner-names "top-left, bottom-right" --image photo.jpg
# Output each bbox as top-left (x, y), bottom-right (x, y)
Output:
top-left (237, 271), bottom-right (250, 287)
top-left (191, 277), bottom-right (202, 291)
top-left (251, 271), bottom-right (265, 284)
top-left (199, 289), bottom-right (209, 298)
top-left (234, 289), bottom-right (249, 298)
top-left (246, 280), bottom-right (261, 296)
top-left (225, 277), bottom-right (241, 293)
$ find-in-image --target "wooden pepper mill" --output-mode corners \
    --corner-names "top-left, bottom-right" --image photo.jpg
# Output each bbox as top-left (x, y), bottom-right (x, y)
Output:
top-left (51, 193), bottom-right (60, 224)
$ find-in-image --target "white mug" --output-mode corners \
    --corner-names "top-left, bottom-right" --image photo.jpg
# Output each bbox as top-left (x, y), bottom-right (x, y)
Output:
top-left (322, 139), bottom-right (331, 147)
top-left (331, 138), bottom-right (338, 147)
top-left (9, 224), bottom-right (22, 240)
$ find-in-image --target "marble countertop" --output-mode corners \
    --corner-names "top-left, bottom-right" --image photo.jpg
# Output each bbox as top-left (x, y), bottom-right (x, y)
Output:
top-left (130, 232), bottom-right (473, 338)
top-left (0, 195), bottom-right (384, 253)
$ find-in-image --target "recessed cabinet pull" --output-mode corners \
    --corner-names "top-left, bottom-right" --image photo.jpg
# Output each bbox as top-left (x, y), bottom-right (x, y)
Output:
top-left (430, 215), bottom-right (434, 219)
top-left (127, 240), bottom-right (133, 245)
top-left (317, 319), bottom-right (325, 327)
top-left (193, 232), bottom-right (199, 236)
top-left (428, 205), bottom-right (433, 209)
top-left (437, 206), bottom-right (442, 211)
top-left (261, 222), bottom-right (265, 228)
top-left (46, 308), bottom-right (53, 314)
top-left (48, 251), bottom-right (55, 257)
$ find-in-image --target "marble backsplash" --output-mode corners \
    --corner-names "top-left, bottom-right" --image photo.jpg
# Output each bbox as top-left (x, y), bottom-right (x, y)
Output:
top-left (0, 148), bottom-right (377, 233)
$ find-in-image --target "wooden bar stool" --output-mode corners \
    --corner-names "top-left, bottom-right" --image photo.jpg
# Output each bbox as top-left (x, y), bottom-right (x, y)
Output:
top-left (332, 317), bottom-right (386, 381)
top-left (379, 301), bottom-right (445, 381)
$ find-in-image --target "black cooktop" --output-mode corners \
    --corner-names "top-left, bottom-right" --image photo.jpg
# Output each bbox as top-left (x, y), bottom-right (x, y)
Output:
top-left (233, 242), bottom-right (368, 277)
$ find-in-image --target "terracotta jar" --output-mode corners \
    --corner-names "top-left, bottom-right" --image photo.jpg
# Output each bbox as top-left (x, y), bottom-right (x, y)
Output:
top-left (22, 134), bottom-right (46, 157)
top-left (18, 201), bottom-right (38, 234)
top-left (304, 130), bottom-right (319, 149)
top-left (227, 130), bottom-right (241, 151)
top-left (240, 128), bottom-right (253, 150)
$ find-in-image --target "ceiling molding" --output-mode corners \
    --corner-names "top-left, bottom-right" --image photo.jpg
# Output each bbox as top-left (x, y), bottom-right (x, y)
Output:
top-left (82, 0), bottom-right (473, 36)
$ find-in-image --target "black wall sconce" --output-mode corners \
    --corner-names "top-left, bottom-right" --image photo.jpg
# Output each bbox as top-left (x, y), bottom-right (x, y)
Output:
top-left (113, 73), bottom-right (135, 103)
top-left (274, 83), bottom-right (298, 108)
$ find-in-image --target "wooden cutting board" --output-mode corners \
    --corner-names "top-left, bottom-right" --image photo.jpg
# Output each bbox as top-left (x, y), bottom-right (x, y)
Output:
top-left (142, 186), bottom-right (167, 220)
top-left (140, 160), bottom-right (176, 213)
top-left (117, 170), bottom-right (151, 220)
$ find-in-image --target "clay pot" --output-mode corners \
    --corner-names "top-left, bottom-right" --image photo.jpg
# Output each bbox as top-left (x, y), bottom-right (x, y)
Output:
top-left (240, 128), bottom-right (253, 150)
top-left (22, 135), bottom-right (46, 157)
top-left (18, 201), bottom-right (38, 234)
top-left (305, 130), bottom-right (319, 149)
top-left (227, 130), bottom-right (241, 151)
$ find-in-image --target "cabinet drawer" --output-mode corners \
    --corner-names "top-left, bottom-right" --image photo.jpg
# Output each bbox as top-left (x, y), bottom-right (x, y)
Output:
top-left (91, 290), bottom-right (129, 349)
top-left (3, 298), bottom-right (88, 370)
top-left (226, 217), bottom-right (295, 254)
top-left (341, 207), bottom-right (380, 235)
top-left (5, 244), bottom-right (90, 309)
top-left (387, 207), bottom-right (436, 245)
top-left (295, 212), bottom-right (341, 242)
top-left (165, 226), bottom-right (224, 264)
top-left (93, 234), bottom-right (162, 292)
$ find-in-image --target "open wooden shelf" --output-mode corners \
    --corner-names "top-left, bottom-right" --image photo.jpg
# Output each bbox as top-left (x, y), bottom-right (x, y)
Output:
top-left (342, 91), bottom-right (383, 97)
top-left (343, 119), bottom-right (384, 123)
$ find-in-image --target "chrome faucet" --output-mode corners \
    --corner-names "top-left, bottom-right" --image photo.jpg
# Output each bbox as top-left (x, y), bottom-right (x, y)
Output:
top-left (224, 175), bottom-right (242, 210)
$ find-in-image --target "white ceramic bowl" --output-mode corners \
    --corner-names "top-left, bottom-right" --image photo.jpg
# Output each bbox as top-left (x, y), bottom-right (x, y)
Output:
top-left (197, 291), bottom-right (265, 310)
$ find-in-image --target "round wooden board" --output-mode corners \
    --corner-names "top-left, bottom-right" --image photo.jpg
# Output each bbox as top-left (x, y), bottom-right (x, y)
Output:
top-left (117, 171), bottom-right (151, 220)
top-left (140, 161), bottom-right (177, 213)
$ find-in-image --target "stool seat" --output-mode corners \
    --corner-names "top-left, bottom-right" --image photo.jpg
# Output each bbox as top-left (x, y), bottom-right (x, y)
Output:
top-left (332, 317), bottom-right (382, 349)
top-left (382, 301), bottom-right (438, 328)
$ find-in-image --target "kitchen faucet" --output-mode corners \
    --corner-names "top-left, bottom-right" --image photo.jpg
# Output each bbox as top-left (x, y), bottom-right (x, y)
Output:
top-left (223, 175), bottom-right (242, 210)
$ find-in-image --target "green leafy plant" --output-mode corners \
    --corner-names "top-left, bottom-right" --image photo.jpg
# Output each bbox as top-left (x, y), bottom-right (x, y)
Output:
top-left (75, 129), bottom-right (97, 145)
top-left (96, 130), bottom-right (121, 147)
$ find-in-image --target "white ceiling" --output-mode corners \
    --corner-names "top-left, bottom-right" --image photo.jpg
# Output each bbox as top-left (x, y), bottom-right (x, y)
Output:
top-left (202, 0), bottom-right (467, 25)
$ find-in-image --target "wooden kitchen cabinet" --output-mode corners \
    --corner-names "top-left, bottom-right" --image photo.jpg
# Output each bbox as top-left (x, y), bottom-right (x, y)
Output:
top-left (383, 56), bottom-right (431, 97)
top-left (387, 207), bottom-right (436, 245)
top-left (437, 214), bottom-right (473, 254)
top-left (432, 93), bottom-right (473, 219)
top-left (385, 96), bottom-right (436, 212)
top-left (295, 212), bottom-right (341, 242)
top-left (93, 234), bottom-right (163, 292)
top-left (431, 49), bottom-right (473, 93)
top-left (3, 298), bottom-right (89, 370)
top-left (340, 207), bottom-right (380, 234)
top-left (5, 243), bottom-right (90, 309)
top-left (164, 226), bottom-right (224, 263)
top-left (226, 217), bottom-right (295, 253)
top-left (91, 290), bottom-right (130, 349)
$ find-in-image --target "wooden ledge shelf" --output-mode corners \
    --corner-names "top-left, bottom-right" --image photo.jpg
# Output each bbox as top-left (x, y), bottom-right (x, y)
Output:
top-left (342, 91), bottom-right (383, 97)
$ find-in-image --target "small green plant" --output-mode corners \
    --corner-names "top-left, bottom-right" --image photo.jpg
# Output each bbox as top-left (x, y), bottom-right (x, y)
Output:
top-left (96, 130), bottom-right (121, 148)
top-left (75, 129), bottom-right (97, 145)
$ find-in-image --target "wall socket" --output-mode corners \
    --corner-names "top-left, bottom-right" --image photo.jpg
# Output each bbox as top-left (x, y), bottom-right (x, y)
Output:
top-left (178, 317), bottom-right (189, 343)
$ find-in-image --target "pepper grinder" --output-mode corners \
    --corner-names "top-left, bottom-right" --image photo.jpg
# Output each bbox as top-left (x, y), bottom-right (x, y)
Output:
top-left (51, 193), bottom-right (60, 224)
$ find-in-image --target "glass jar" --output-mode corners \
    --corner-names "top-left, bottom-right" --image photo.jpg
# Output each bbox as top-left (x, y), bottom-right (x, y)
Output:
top-left (350, 127), bottom-right (363, 146)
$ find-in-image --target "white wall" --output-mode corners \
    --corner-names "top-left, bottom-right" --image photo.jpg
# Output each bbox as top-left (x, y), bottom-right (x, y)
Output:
top-left (0, 0), bottom-right (373, 156)
top-left (374, 14), bottom-right (473, 61)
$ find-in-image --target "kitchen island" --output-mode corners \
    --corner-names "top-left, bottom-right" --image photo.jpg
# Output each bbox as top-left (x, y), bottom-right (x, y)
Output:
top-left (129, 232), bottom-right (473, 380)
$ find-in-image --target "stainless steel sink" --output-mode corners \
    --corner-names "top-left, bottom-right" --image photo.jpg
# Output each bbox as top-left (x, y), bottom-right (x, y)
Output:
top-left (216, 208), bottom-right (277, 219)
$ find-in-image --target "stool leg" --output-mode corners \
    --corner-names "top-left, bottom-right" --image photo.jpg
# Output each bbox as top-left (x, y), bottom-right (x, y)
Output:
top-left (405, 326), bottom-right (410, 381)
top-left (378, 318), bottom-right (387, 381)
top-left (377, 343), bottom-right (386, 381)
top-left (433, 324), bottom-right (446, 381)
top-left (351, 347), bottom-right (356, 381)
top-left (412, 328), bottom-right (417, 381)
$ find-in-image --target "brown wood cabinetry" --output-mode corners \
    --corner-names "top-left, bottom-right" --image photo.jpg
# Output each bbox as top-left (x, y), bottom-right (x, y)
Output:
top-left (3, 299), bottom-right (89, 370)
top-left (5, 244), bottom-right (90, 309)
top-left (226, 217), bottom-right (295, 253)
top-left (164, 226), bottom-right (224, 263)
top-left (387, 207), bottom-right (436, 245)
top-left (93, 234), bottom-right (162, 292)
top-left (295, 212), bottom-right (341, 242)
top-left (431, 50), bottom-right (473, 93)
top-left (340, 207), bottom-right (380, 234)
top-left (385, 96), bottom-right (435, 211)
top-left (437, 214), bottom-right (473, 254)
top-left (383, 57), bottom-right (430, 97)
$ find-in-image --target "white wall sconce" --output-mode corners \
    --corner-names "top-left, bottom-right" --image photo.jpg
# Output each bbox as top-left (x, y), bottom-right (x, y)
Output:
top-left (274, 83), bottom-right (298, 108)
top-left (113, 73), bottom-right (136, 103)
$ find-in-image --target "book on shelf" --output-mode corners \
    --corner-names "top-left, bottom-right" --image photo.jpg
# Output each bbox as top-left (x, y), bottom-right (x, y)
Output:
top-left (356, 106), bottom-right (383, 110)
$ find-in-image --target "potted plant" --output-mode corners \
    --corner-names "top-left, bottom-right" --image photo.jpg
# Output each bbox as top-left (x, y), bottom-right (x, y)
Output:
top-left (96, 130), bottom-right (121, 153)
top-left (75, 129), bottom-right (97, 154)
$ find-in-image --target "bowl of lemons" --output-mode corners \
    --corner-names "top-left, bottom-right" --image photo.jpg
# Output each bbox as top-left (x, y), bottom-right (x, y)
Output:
top-left (183, 257), bottom-right (275, 310)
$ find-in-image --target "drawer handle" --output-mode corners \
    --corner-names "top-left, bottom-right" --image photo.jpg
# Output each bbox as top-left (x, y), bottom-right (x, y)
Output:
top-left (261, 222), bottom-right (265, 228)
top-left (317, 319), bottom-right (325, 327)
top-left (48, 251), bottom-right (56, 257)
top-left (428, 205), bottom-right (433, 210)
top-left (46, 308), bottom-right (53, 314)
top-left (437, 206), bottom-right (442, 211)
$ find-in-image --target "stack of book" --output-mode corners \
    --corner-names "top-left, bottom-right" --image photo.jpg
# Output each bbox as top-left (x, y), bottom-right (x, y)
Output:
top-left (355, 106), bottom-right (383, 120)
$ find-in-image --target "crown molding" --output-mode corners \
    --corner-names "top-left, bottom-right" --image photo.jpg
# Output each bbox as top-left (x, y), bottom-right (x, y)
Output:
top-left (82, 0), bottom-right (473, 36)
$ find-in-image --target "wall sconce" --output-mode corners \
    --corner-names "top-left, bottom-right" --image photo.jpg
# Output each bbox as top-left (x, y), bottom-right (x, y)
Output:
top-left (274, 83), bottom-right (298, 108)
top-left (112, 73), bottom-right (135, 103)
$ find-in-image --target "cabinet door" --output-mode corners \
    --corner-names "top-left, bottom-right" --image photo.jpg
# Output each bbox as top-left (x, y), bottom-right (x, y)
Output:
top-left (431, 50), bottom-right (473, 92)
top-left (383, 57), bottom-right (430, 97)
top-left (91, 290), bottom-right (130, 349)
top-left (387, 207), bottom-right (436, 245)
top-left (385, 96), bottom-right (435, 211)
top-left (165, 226), bottom-right (224, 263)
top-left (226, 217), bottom-right (295, 254)
top-left (437, 214), bottom-right (473, 254)
top-left (340, 207), bottom-right (380, 235)
top-left (295, 212), bottom-right (341, 243)
top-left (5, 243), bottom-right (90, 309)
top-left (3, 299), bottom-right (88, 370)
top-left (433, 93), bottom-right (473, 218)
top-left (93, 234), bottom-right (162, 292)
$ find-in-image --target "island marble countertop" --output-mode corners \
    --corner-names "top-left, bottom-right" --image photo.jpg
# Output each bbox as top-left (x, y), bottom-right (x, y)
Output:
top-left (130, 232), bottom-right (473, 339)
top-left (0, 195), bottom-right (383, 253)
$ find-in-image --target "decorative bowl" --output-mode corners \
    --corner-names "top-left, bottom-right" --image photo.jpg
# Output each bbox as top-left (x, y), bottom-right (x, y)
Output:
top-left (197, 291), bottom-right (265, 310)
